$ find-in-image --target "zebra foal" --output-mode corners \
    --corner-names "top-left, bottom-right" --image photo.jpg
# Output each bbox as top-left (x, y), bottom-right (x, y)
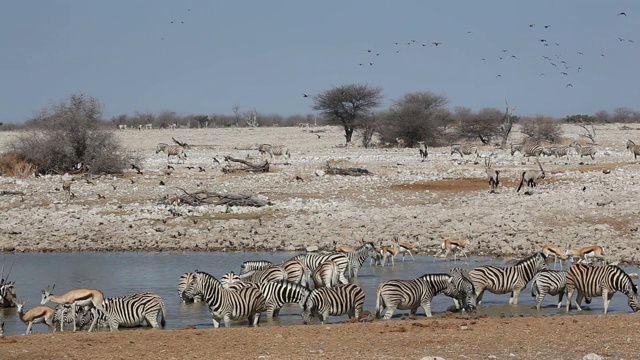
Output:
top-left (183, 270), bottom-right (266, 328)
top-left (302, 283), bottom-right (365, 325)
top-left (565, 264), bottom-right (640, 314)
top-left (469, 252), bottom-right (548, 305)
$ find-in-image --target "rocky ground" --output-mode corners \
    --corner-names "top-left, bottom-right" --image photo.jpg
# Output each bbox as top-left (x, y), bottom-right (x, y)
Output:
top-left (1, 123), bottom-right (640, 359)
top-left (1, 123), bottom-right (640, 264)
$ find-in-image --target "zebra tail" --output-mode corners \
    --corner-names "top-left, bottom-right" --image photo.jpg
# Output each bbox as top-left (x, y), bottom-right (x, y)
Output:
top-left (531, 279), bottom-right (539, 297)
top-left (160, 299), bottom-right (167, 327)
top-left (516, 171), bottom-right (526, 192)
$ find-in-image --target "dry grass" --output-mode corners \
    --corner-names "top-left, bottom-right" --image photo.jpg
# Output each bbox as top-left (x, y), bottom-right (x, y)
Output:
top-left (0, 152), bottom-right (36, 178)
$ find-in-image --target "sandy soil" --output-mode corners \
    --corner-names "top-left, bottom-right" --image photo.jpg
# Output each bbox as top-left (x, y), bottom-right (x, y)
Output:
top-left (1, 313), bottom-right (638, 359)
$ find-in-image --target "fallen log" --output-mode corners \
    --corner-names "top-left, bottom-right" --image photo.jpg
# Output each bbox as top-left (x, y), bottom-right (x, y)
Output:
top-left (168, 188), bottom-right (272, 207)
top-left (0, 190), bottom-right (25, 196)
top-left (325, 165), bottom-right (372, 176)
top-left (222, 156), bottom-right (270, 173)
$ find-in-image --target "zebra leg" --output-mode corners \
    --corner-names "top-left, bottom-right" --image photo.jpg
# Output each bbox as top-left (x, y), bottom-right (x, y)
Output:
top-left (339, 273), bottom-right (349, 285)
top-left (603, 290), bottom-right (612, 314)
top-left (212, 316), bottom-right (222, 328)
top-left (250, 312), bottom-right (261, 326)
top-left (266, 303), bottom-right (276, 318)
top-left (534, 292), bottom-right (545, 310)
top-left (422, 300), bottom-right (433, 317)
top-left (565, 288), bottom-right (574, 311)
top-left (382, 304), bottom-right (397, 320)
top-left (476, 288), bottom-right (485, 305)
top-left (575, 293), bottom-right (584, 311)
top-left (557, 292), bottom-right (564, 309)
top-left (145, 314), bottom-right (160, 329)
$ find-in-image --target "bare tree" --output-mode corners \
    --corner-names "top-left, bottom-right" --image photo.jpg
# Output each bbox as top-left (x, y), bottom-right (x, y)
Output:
top-left (232, 105), bottom-right (241, 127)
top-left (312, 84), bottom-right (383, 143)
top-left (520, 115), bottom-right (563, 143)
top-left (577, 119), bottom-right (597, 144)
top-left (245, 109), bottom-right (259, 127)
top-left (499, 100), bottom-right (516, 148)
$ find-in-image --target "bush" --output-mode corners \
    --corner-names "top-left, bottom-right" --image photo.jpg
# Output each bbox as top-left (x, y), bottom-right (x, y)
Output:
top-left (0, 152), bottom-right (37, 178)
top-left (520, 115), bottom-right (563, 143)
top-left (10, 94), bottom-right (127, 175)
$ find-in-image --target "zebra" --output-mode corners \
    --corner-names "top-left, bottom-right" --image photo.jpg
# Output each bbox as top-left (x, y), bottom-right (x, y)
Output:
top-left (74, 292), bottom-right (166, 330)
top-left (281, 258), bottom-right (310, 287)
top-left (258, 144), bottom-right (290, 162)
top-left (531, 269), bottom-right (569, 310)
top-left (418, 141), bottom-right (428, 161)
top-left (511, 144), bottom-right (544, 158)
top-left (291, 252), bottom-right (350, 285)
top-left (565, 264), bottom-right (640, 314)
top-left (450, 144), bottom-right (478, 161)
top-left (240, 260), bottom-right (273, 275)
top-left (312, 261), bottom-right (341, 288)
top-left (375, 271), bottom-right (476, 320)
top-left (182, 270), bottom-right (266, 328)
top-left (237, 265), bottom-right (288, 283)
top-left (571, 142), bottom-right (596, 160)
top-left (469, 252), bottom-right (548, 305)
top-left (449, 267), bottom-right (478, 313)
top-left (626, 139), bottom-right (640, 159)
top-left (339, 242), bottom-right (377, 279)
top-left (302, 283), bottom-right (365, 325)
top-left (221, 279), bottom-right (310, 318)
top-left (178, 272), bottom-right (202, 302)
top-left (156, 143), bottom-right (186, 163)
top-left (551, 146), bottom-right (571, 158)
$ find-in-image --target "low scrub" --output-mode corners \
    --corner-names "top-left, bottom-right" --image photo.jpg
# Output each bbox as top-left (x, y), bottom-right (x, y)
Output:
top-left (0, 152), bottom-right (37, 178)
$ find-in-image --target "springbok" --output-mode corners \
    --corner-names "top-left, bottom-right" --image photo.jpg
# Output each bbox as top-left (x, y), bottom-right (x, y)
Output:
top-left (41, 285), bottom-right (109, 332)
top-left (434, 238), bottom-right (471, 261)
top-left (565, 245), bottom-right (606, 265)
top-left (395, 236), bottom-right (419, 261)
top-left (379, 242), bottom-right (400, 267)
top-left (16, 299), bottom-right (56, 335)
top-left (541, 245), bottom-right (568, 269)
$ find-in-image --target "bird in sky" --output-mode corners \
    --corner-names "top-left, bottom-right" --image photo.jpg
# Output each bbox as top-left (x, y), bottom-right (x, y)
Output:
top-left (544, 25), bottom-right (551, 28)
top-left (577, 52), bottom-right (583, 55)
top-left (566, 84), bottom-right (573, 87)
top-left (358, 63), bottom-right (364, 66)
top-left (561, 72), bottom-right (568, 75)
top-left (577, 67), bottom-right (582, 72)
top-left (303, 93), bottom-right (310, 98)
top-left (617, 12), bottom-right (627, 16)
top-left (496, 74), bottom-right (502, 78)
top-left (511, 55), bottom-right (517, 58)
top-left (369, 62), bottom-right (374, 66)
top-left (618, 37), bottom-right (625, 41)
top-left (539, 39), bottom-right (547, 42)
top-left (540, 73), bottom-right (545, 76)
top-left (367, 49), bottom-right (372, 52)
top-left (481, 58), bottom-right (486, 63)
top-left (502, 49), bottom-right (508, 52)
top-left (529, 24), bottom-right (535, 27)
top-left (432, 42), bottom-right (442, 46)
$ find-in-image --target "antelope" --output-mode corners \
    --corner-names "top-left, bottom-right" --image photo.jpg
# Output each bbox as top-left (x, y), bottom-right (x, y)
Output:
top-left (16, 299), bottom-right (56, 335)
top-left (516, 157), bottom-right (545, 192)
top-left (565, 245), bottom-right (606, 265)
top-left (396, 138), bottom-right (405, 148)
top-left (333, 241), bottom-right (357, 253)
top-left (484, 156), bottom-right (500, 193)
top-left (62, 180), bottom-right (74, 200)
top-left (434, 238), bottom-right (471, 262)
top-left (379, 241), bottom-right (400, 267)
top-left (41, 285), bottom-right (109, 332)
top-left (541, 245), bottom-right (568, 269)
top-left (395, 236), bottom-right (419, 261)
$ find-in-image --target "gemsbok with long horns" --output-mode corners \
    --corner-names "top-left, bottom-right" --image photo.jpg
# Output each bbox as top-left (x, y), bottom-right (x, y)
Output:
top-left (516, 157), bottom-right (546, 192)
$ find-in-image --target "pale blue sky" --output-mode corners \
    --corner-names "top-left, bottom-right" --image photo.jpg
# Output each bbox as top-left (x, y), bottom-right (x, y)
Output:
top-left (1, 1), bottom-right (638, 123)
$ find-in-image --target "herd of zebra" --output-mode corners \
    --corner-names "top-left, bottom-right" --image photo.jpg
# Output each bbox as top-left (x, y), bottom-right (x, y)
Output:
top-left (1, 244), bottom-right (638, 335)
top-left (154, 142), bottom-right (291, 164)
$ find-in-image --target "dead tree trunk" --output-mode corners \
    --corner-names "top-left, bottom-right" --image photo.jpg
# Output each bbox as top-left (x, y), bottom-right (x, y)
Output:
top-left (170, 188), bottom-right (271, 207)
top-left (222, 156), bottom-right (270, 173)
top-left (499, 100), bottom-right (516, 148)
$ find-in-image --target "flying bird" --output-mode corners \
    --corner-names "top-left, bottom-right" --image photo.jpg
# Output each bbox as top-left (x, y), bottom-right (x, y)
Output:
top-left (539, 73), bottom-right (545, 76)
top-left (159, 181), bottom-right (165, 186)
top-left (359, 63), bottom-right (364, 66)
top-left (618, 37), bottom-right (625, 41)
top-left (566, 84), bottom-right (573, 87)
top-left (501, 49), bottom-right (508, 52)
top-left (496, 74), bottom-right (502, 78)
top-left (561, 72), bottom-right (568, 75)
top-left (481, 58), bottom-right (486, 63)
top-left (529, 24), bottom-right (535, 27)
top-left (369, 62), bottom-right (374, 66)
top-left (432, 42), bottom-right (442, 46)
top-left (303, 93), bottom-right (310, 98)
top-left (367, 49), bottom-right (372, 52)
top-left (544, 25), bottom-right (551, 28)
top-left (577, 67), bottom-right (582, 72)
top-left (511, 55), bottom-right (517, 58)
top-left (577, 52), bottom-right (583, 55)
top-left (539, 39), bottom-right (547, 42)
top-left (617, 12), bottom-right (627, 16)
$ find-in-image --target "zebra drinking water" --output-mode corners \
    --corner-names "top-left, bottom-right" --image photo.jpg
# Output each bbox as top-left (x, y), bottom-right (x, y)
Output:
top-left (375, 270), bottom-right (476, 320)
top-left (301, 283), bottom-right (365, 324)
top-left (156, 143), bottom-right (186, 164)
top-left (469, 252), bottom-right (548, 305)
top-left (183, 270), bottom-right (266, 328)
top-left (565, 264), bottom-right (640, 314)
top-left (258, 144), bottom-right (290, 163)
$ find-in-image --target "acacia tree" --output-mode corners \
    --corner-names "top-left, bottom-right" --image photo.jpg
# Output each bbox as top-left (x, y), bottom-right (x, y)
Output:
top-left (312, 84), bottom-right (383, 143)
top-left (456, 107), bottom-right (503, 144)
top-left (379, 91), bottom-right (451, 147)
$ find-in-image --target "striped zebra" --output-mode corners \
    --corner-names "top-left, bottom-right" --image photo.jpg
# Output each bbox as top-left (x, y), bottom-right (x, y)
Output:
top-left (571, 142), bottom-right (596, 160)
top-left (418, 141), bottom-right (428, 161)
top-left (237, 265), bottom-right (288, 283)
top-left (469, 252), bottom-right (548, 305)
top-left (531, 269), bottom-right (569, 310)
top-left (77, 292), bottom-right (167, 330)
top-left (221, 279), bottom-right (310, 318)
top-left (156, 143), bottom-right (186, 163)
top-left (182, 270), bottom-right (266, 328)
top-left (281, 258), bottom-right (310, 287)
top-left (302, 283), bottom-right (365, 325)
top-left (449, 268), bottom-right (478, 312)
top-left (240, 260), bottom-right (273, 275)
top-left (626, 139), bottom-right (640, 159)
top-left (258, 144), bottom-right (290, 162)
top-left (450, 144), bottom-right (478, 161)
top-left (177, 272), bottom-right (202, 303)
top-left (565, 264), bottom-right (640, 314)
top-left (312, 261), bottom-right (341, 288)
top-left (291, 252), bottom-right (350, 285)
top-left (339, 242), bottom-right (377, 279)
top-left (510, 143), bottom-right (543, 158)
top-left (375, 271), bottom-right (476, 320)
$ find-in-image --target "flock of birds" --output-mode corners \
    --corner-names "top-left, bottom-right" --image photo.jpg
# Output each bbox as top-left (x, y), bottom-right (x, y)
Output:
top-left (356, 11), bottom-right (634, 90)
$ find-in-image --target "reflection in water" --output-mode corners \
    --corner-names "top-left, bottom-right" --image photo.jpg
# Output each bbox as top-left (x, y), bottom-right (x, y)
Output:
top-left (0, 252), bottom-right (635, 335)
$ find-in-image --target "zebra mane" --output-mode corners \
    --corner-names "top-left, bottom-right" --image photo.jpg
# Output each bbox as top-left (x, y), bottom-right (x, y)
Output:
top-left (194, 270), bottom-right (222, 288)
top-left (514, 252), bottom-right (546, 266)
top-left (609, 265), bottom-right (638, 294)
top-left (418, 273), bottom-right (451, 281)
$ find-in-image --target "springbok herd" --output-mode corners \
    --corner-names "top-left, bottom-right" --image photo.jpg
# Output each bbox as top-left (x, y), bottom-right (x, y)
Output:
top-left (1, 239), bottom-right (638, 335)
